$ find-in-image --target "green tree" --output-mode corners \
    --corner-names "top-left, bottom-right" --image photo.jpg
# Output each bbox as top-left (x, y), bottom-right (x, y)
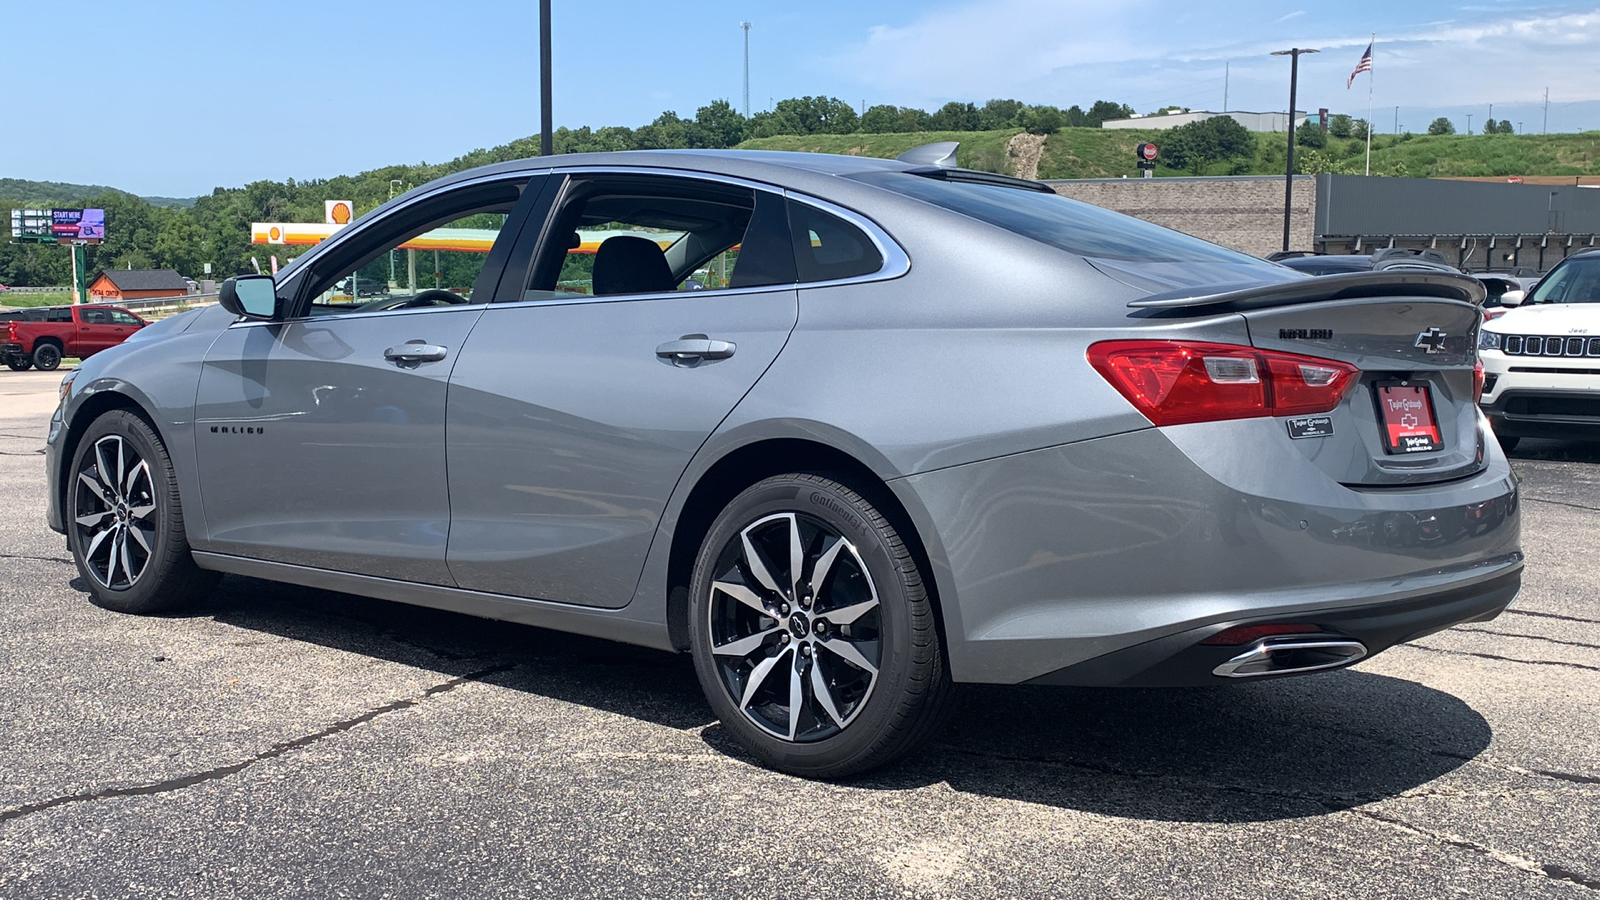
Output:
top-left (693, 99), bottom-right (747, 147)
top-left (930, 101), bottom-right (981, 131)
top-left (1296, 119), bottom-right (1328, 148)
top-left (1019, 105), bottom-right (1063, 135)
top-left (1163, 116), bottom-right (1254, 170)
top-left (979, 99), bottom-right (1024, 130)
top-left (1086, 100), bottom-right (1135, 127)
top-left (1328, 114), bottom-right (1353, 138)
top-left (860, 104), bottom-right (903, 133)
top-left (1427, 117), bottom-right (1456, 135)
top-left (1351, 118), bottom-right (1370, 140)
top-left (1062, 105), bottom-right (1088, 128)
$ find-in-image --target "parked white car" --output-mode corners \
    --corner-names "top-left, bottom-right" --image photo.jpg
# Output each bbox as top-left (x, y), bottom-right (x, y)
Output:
top-left (1479, 250), bottom-right (1600, 449)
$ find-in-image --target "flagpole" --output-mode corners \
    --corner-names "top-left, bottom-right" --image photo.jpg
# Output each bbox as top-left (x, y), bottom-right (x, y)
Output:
top-left (1366, 32), bottom-right (1375, 176)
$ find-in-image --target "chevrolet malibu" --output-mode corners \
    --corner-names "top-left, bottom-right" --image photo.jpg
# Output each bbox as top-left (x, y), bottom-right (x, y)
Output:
top-left (45, 148), bottom-right (1522, 777)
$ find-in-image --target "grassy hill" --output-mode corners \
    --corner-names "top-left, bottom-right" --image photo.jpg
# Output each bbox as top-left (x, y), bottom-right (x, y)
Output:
top-left (0, 178), bottom-right (193, 208)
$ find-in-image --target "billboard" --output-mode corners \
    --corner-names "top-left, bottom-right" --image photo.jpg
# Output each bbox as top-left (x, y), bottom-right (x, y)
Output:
top-left (52, 208), bottom-right (105, 242)
top-left (10, 208), bottom-right (53, 242)
top-left (9, 208), bottom-right (105, 243)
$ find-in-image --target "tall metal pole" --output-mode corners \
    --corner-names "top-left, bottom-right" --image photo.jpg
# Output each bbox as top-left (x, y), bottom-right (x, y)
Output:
top-left (740, 22), bottom-right (752, 117)
top-left (1273, 47), bottom-right (1318, 252)
top-left (540, 0), bottom-right (553, 157)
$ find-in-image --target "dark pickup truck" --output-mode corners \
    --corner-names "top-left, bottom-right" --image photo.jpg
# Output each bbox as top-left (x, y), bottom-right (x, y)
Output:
top-left (2, 304), bottom-right (149, 371)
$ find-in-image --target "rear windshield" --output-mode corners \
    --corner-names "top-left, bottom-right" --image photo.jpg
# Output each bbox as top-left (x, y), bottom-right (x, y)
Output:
top-left (1527, 255), bottom-right (1600, 304)
top-left (852, 172), bottom-right (1285, 268)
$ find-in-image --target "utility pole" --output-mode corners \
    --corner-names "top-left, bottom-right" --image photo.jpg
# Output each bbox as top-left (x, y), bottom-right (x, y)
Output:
top-left (1223, 61), bottom-right (1229, 112)
top-left (1394, 106), bottom-right (1399, 134)
top-left (540, 0), bottom-right (553, 157)
top-left (740, 22), bottom-right (752, 117)
top-left (1467, 114), bottom-right (1473, 135)
top-left (1544, 87), bottom-right (1550, 134)
top-left (1272, 47), bottom-right (1318, 252)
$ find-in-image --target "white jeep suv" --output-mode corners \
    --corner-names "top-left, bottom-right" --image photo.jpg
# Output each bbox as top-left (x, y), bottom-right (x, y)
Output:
top-left (1479, 250), bottom-right (1600, 449)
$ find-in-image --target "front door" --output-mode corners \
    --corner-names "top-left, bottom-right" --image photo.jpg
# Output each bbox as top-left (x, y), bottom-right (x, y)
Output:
top-left (192, 175), bottom-right (541, 584)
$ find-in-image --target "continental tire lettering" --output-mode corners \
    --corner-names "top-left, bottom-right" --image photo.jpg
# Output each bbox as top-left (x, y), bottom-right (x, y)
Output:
top-left (808, 492), bottom-right (864, 534)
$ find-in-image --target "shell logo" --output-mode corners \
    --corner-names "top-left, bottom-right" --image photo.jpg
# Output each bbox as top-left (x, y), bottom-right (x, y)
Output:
top-left (268, 226), bottom-right (283, 242)
top-left (326, 200), bottom-right (354, 225)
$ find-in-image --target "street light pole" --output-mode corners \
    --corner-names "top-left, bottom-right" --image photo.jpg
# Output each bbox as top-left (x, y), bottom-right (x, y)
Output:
top-left (540, 0), bottom-right (553, 157)
top-left (1272, 47), bottom-right (1319, 252)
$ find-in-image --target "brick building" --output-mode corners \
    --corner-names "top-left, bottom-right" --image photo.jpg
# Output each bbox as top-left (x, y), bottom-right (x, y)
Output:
top-left (87, 269), bottom-right (190, 302)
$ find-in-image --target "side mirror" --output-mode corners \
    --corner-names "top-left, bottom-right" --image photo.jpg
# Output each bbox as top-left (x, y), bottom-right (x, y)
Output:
top-left (1499, 289), bottom-right (1525, 307)
top-left (219, 275), bottom-right (279, 319)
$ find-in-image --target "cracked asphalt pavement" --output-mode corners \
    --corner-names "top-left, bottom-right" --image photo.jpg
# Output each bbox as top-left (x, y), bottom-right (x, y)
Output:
top-left (2, 368), bottom-right (1598, 898)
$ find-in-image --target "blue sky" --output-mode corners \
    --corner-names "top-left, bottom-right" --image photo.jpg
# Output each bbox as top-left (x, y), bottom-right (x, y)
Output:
top-left (6, 0), bottom-right (1599, 197)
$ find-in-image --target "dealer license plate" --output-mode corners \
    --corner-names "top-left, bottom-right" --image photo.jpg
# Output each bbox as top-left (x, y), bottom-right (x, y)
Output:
top-left (1375, 383), bottom-right (1441, 454)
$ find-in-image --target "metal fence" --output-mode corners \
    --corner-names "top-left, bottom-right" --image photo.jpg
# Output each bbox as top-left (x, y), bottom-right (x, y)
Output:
top-left (118, 293), bottom-right (219, 318)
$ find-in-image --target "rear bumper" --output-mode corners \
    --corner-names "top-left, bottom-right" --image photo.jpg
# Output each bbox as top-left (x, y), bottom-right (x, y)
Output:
top-left (900, 426), bottom-right (1522, 685)
top-left (1, 342), bottom-right (22, 358)
top-left (1025, 565), bottom-right (1520, 686)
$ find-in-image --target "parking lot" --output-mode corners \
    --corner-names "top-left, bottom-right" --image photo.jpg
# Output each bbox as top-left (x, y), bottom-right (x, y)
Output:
top-left (1, 368), bottom-right (1597, 899)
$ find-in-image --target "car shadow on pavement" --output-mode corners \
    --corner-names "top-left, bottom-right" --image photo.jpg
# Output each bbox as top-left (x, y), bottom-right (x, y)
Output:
top-left (198, 573), bottom-right (1489, 824)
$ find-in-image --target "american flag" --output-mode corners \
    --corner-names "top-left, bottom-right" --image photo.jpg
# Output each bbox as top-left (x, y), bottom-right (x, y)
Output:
top-left (1348, 42), bottom-right (1373, 88)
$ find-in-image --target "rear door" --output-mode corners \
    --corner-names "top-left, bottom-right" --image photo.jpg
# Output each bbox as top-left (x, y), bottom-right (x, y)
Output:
top-left (444, 171), bottom-right (800, 608)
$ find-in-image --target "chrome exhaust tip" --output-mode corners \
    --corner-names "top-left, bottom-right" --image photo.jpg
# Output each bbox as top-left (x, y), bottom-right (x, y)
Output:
top-left (1213, 638), bottom-right (1368, 678)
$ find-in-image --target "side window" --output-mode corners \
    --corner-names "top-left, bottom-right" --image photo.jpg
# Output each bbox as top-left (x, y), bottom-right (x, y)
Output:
top-left (82, 309), bottom-right (111, 325)
top-left (47, 308), bottom-right (73, 323)
top-left (523, 176), bottom-right (795, 301)
top-left (110, 310), bottom-right (141, 326)
top-left (298, 179), bottom-right (528, 317)
top-left (788, 201), bottom-right (884, 283)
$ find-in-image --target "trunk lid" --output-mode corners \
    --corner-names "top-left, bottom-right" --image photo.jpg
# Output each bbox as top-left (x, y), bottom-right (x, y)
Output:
top-left (1129, 271), bottom-right (1487, 487)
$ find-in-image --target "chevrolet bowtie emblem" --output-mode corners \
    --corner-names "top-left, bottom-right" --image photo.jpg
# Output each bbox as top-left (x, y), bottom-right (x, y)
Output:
top-left (1415, 327), bottom-right (1447, 353)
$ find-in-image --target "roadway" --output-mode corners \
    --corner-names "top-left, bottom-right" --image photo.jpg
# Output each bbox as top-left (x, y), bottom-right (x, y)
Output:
top-left (1, 368), bottom-right (1597, 898)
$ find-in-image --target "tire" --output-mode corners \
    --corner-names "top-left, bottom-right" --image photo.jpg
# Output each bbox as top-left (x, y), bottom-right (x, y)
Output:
top-left (4, 357), bottom-right (30, 371)
top-left (688, 473), bottom-right (955, 778)
top-left (32, 342), bottom-right (62, 371)
top-left (66, 410), bottom-right (219, 614)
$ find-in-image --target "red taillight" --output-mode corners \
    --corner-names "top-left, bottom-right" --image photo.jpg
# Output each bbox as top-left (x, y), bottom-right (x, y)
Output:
top-left (1473, 359), bottom-right (1485, 404)
top-left (1201, 623), bottom-right (1320, 646)
top-left (5, 321), bottom-right (14, 341)
top-left (1088, 341), bottom-right (1359, 427)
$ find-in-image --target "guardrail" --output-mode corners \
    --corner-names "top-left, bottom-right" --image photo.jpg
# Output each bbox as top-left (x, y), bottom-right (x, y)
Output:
top-left (119, 293), bottom-right (219, 318)
top-left (2, 286), bottom-right (71, 294)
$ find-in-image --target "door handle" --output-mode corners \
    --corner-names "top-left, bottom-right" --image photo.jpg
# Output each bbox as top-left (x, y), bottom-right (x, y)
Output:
top-left (383, 341), bottom-right (448, 366)
top-left (655, 335), bottom-right (736, 362)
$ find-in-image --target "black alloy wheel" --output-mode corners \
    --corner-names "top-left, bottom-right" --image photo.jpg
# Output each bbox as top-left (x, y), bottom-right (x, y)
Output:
top-left (4, 357), bottom-right (30, 371)
top-left (32, 342), bottom-right (62, 371)
top-left (688, 473), bottom-right (954, 778)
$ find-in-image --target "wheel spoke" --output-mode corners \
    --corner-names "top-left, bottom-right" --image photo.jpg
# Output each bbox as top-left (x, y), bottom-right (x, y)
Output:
top-left (711, 626), bottom-right (780, 657)
top-left (739, 646), bottom-right (790, 711)
top-left (787, 514), bottom-right (804, 599)
top-left (787, 661), bottom-right (804, 740)
top-left (127, 502), bottom-right (156, 521)
top-left (105, 530), bottom-right (123, 586)
top-left (127, 522), bottom-right (154, 555)
top-left (124, 459), bottom-right (150, 497)
top-left (822, 598), bottom-right (879, 626)
top-left (713, 580), bottom-right (772, 617)
top-left (740, 530), bottom-right (784, 597)
top-left (75, 510), bottom-right (112, 529)
top-left (820, 638), bottom-right (878, 676)
top-left (83, 524), bottom-right (114, 562)
top-left (809, 663), bottom-right (846, 728)
top-left (78, 471), bottom-right (112, 508)
top-left (118, 531), bottom-right (136, 584)
top-left (808, 537), bottom-right (846, 600)
top-left (94, 439), bottom-right (121, 498)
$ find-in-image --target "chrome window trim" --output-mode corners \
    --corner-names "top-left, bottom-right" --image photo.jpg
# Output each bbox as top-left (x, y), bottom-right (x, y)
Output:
top-left (783, 190), bottom-right (912, 288)
top-left (223, 303), bottom-right (488, 330)
top-left (486, 284), bottom-right (800, 314)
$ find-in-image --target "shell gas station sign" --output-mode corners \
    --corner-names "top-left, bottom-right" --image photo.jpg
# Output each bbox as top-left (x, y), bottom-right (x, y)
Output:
top-left (325, 200), bottom-right (354, 225)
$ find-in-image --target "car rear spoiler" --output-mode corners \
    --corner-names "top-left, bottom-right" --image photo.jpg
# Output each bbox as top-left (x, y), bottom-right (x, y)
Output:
top-left (1128, 270), bottom-right (1486, 311)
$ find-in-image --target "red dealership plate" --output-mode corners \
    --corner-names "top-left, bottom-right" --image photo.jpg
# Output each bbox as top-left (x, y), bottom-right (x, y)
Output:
top-left (1375, 382), bottom-right (1441, 454)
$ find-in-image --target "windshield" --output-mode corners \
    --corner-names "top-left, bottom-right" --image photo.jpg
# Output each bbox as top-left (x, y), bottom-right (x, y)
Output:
top-left (1527, 255), bottom-right (1600, 304)
top-left (852, 171), bottom-right (1287, 269)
